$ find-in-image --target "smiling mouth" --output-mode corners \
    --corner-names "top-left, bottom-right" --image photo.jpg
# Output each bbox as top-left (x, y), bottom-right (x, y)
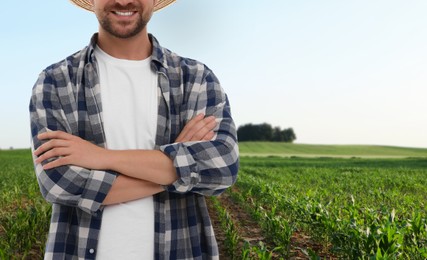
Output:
top-left (113, 11), bottom-right (135, 16)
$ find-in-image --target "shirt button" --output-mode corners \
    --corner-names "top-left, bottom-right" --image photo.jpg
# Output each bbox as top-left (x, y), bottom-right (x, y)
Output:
top-left (89, 249), bottom-right (95, 254)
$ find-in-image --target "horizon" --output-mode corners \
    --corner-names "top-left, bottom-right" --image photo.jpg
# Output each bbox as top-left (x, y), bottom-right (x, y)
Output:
top-left (1, 1), bottom-right (426, 149)
top-left (2, 142), bottom-right (427, 151)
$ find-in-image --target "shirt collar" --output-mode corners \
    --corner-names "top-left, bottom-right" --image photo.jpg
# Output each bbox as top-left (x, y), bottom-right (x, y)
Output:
top-left (86, 33), bottom-right (168, 70)
top-left (149, 34), bottom-right (169, 70)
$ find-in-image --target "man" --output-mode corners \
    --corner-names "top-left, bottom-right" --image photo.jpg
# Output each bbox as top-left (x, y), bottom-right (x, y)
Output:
top-left (29, 0), bottom-right (239, 259)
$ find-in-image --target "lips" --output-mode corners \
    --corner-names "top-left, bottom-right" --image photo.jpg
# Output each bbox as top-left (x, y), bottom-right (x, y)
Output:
top-left (113, 11), bottom-right (136, 16)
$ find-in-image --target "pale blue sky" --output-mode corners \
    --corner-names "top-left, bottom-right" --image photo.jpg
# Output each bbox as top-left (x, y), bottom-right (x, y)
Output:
top-left (1, 0), bottom-right (426, 149)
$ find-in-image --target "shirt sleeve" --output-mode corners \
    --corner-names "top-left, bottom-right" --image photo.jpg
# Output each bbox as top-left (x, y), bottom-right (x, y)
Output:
top-left (160, 70), bottom-right (239, 196)
top-left (30, 70), bottom-right (117, 215)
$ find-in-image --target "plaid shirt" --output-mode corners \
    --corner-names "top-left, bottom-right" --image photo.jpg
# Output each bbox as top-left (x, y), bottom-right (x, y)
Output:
top-left (30, 34), bottom-right (239, 260)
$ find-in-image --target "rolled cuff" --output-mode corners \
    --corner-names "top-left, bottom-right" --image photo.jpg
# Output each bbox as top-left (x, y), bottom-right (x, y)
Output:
top-left (160, 142), bottom-right (200, 193)
top-left (78, 169), bottom-right (117, 215)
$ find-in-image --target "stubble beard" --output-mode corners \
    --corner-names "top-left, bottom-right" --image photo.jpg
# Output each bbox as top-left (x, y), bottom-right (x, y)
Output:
top-left (98, 3), bottom-right (152, 39)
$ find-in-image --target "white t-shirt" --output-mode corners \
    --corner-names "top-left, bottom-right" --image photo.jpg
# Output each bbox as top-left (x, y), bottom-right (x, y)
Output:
top-left (94, 46), bottom-right (158, 259)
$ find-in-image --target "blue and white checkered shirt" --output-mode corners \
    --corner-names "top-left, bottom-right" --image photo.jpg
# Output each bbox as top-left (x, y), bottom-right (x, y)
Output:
top-left (30, 34), bottom-right (239, 260)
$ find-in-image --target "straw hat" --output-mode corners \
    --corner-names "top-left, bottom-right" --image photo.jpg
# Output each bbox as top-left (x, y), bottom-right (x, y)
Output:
top-left (69, 0), bottom-right (176, 12)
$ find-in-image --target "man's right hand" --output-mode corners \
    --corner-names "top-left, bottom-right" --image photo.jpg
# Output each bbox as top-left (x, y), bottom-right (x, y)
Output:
top-left (175, 114), bottom-right (217, 143)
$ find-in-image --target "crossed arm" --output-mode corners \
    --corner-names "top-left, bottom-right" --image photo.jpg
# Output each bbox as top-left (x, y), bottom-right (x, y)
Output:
top-left (33, 114), bottom-right (216, 205)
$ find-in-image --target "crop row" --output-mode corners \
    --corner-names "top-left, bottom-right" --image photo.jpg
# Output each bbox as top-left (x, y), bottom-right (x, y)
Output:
top-left (230, 157), bottom-right (427, 259)
top-left (210, 196), bottom-right (283, 259)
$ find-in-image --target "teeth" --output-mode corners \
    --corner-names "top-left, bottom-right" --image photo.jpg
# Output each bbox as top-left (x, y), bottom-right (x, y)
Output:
top-left (114, 11), bottom-right (133, 16)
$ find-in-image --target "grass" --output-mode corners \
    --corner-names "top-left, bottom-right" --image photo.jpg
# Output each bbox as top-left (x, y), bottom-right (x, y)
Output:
top-left (0, 149), bottom-right (50, 259)
top-left (1, 144), bottom-right (426, 258)
top-left (239, 142), bottom-right (427, 158)
top-left (232, 156), bottom-right (427, 258)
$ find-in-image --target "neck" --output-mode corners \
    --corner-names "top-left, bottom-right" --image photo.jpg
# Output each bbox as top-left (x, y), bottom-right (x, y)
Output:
top-left (97, 28), bottom-right (152, 60)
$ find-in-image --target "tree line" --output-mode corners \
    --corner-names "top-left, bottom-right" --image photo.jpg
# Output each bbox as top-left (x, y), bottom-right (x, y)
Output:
top-left (237, 123), bottom-right (296, 142)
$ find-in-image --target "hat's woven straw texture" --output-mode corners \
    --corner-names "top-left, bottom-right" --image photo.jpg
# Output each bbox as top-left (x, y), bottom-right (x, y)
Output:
top-left (70, 0), bottom-right (176, 12)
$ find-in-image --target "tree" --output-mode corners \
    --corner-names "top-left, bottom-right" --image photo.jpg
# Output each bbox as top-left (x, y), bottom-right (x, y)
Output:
top-left (236, 123), bottom-right (273, 141)
top-left (237, 123), bottom-right (296, 142)
top-left (236, 123), bottom-right (255, 141)
top-left (272, 126), bottom-right (284, 142)
top-left (282, 128), bottom-right (296, 143)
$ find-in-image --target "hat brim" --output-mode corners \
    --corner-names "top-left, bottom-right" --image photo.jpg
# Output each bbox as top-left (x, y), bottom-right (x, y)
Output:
top-left (69, 0), bottom-right (176, 12)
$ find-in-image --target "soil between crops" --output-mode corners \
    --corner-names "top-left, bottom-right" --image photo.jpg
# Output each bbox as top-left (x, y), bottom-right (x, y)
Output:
top-left (206, 189), bottom-right (335, 259)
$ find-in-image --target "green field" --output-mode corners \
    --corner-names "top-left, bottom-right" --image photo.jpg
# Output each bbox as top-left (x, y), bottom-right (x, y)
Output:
top-left (239, 142), bottom-right (427, 158)
top-left (1, 145), bottom-right (426, 259)
top-left (0, 149), bottom-right (50, 259)
top-left (229, 156), bottom-right (427, 259)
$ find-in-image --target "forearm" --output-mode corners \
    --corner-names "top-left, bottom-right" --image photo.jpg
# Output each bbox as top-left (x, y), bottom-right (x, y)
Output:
top-left (33, 114), bottom-right (217, 194)
top-left (105, 149), bottom-right (178, 186)
top-left (103, 175), bottom-right (164, 205)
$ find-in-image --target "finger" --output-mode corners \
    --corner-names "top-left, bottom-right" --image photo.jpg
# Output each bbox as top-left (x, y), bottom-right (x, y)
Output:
top-left (202, 131), bottom-right (215, 141)
top-left (191, 117), bottom-right (216, 138)
top-left (204, 116), bottom-right (217, 128)
top-left (190, 118), bottom-right (217, 141)
top-left (187, 113), bottom-right (205, 125)
top-left (181, 114), bottom-right (204, 132)
top-left (35, 147), bottom-right (70, 164)
top-left (41, 156), bottom-right (70, 170)
top-left (175, 114), bottom-right (217, 142)
top-left (202, 116), bottom-right (216, 125)
top-left (175, 114), bottom-right (205, 142)
top-left (182, 116), bottom-right (216, 140)
top-left (178, 125), bottom-right (200, 142)
top-left (37, 130), bottom-right (73, 141)
top-left (183, 114), bottom-right (205, 129)
top-left (34, 139), bottom-right (69, 156)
